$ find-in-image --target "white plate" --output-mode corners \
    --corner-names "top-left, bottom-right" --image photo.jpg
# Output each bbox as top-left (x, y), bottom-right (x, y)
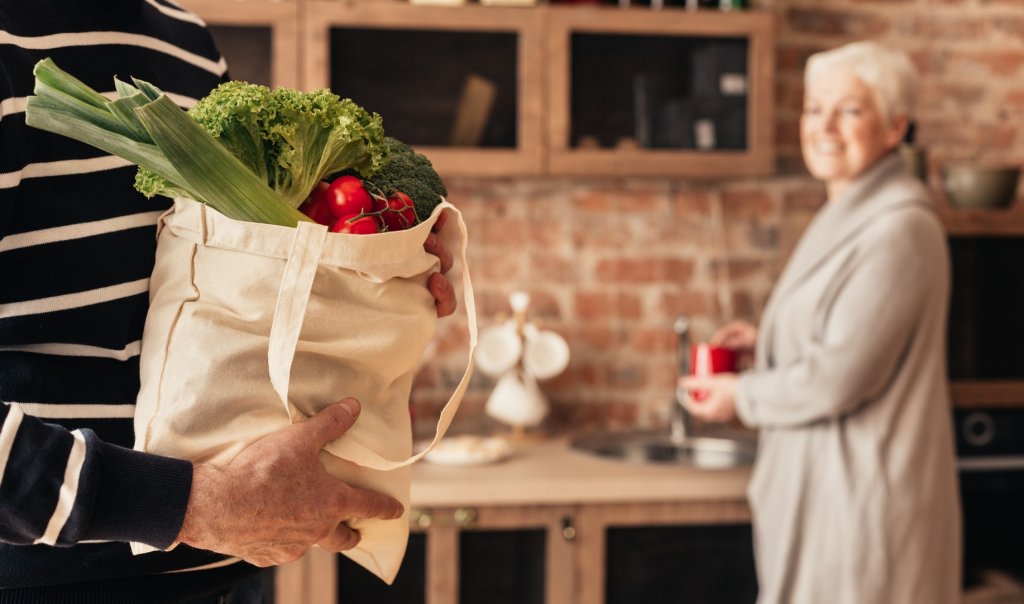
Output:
top-left (423, 435), bottom-right (512, 466)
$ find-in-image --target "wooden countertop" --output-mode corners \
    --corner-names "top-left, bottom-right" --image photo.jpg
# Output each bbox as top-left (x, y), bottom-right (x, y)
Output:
top-left (410, 436), bottom-right (752, 508)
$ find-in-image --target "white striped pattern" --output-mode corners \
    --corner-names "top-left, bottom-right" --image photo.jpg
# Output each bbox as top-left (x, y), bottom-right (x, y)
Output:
top-left (145, 0), bottom-right (207, 27)
top-left (0, 95), bottom-right (27, 117)
top-left (0, 211), bottom-right (163, 252)
top-left (0, 30), bottom-right (227, 77)
top-left (10, 403), bottom-right (136, 419)
top-left (34, 429), bottom-right (87, 545)
top-left (0, 404), bottom-right (26, 487)
top-left (162, 557), bottom-right (245, 574)
top-left (0, 340), bottom-right (142, 361)
top-left (0, 155), bottom-right (133, 190)
top-left (0, 278), bottom-right (149, 319)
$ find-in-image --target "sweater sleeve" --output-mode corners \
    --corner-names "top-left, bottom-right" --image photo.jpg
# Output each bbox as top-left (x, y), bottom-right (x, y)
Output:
top-left (0, 403), bottom-right (192, 549)
top-left (735, 209), bottom-right (944, 429)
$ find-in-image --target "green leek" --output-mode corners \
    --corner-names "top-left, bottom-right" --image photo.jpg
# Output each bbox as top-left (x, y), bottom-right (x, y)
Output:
top-left (24, 58), bottom-right (310, 227)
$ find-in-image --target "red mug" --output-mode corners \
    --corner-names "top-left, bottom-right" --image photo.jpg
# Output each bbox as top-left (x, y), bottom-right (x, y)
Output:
top-left (689, 343), bottom-right (737, 401)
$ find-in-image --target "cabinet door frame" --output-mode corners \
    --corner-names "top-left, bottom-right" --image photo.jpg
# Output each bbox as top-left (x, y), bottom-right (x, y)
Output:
top-left (546, 7), bottom-right (775, 178)
top-left (574, 499), bottom-right (752, 604)
top-left (415, 504), bottom-right (577, 604)
top-left (176, 0), bottom-right (301, 89)
top-left (303, 2), bottom-right (545, 177)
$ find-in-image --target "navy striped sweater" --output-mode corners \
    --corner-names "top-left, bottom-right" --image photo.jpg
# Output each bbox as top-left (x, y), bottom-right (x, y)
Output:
top-left (0, 0), bottom-right (256, 596)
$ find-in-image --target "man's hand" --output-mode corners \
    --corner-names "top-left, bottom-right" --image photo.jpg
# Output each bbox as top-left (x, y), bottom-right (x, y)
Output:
top-left (423, 209), bottom-right (457, 318)
top-left (177, 399), bottom-right (404, 567)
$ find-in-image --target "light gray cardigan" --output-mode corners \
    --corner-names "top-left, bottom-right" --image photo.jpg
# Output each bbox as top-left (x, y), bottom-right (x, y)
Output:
top-left (737, 153), bottom-right (961, 604)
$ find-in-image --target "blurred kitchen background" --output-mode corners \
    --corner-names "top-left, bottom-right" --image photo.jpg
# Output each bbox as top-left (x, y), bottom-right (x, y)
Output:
top-left (181, 0), bottom-right (1024, 602)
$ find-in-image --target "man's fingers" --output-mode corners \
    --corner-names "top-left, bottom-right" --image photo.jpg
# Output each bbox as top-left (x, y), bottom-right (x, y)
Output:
top-left (318, 522), bottom-right (361, 552)
top-left (423, 232), bottom-right (454, 274)
top-left (300, 398), bottom-right (360, 448)
top-left (330, 483), bottom-right (404, 521)
top-left (429, 272), bottom-right (457, 318)
top-left (431, 209), bottom-right (448, 233)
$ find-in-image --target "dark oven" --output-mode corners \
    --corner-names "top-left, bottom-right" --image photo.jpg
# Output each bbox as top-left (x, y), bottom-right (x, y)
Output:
top-left (955, 408), bottom-right (1024, 592)
top-left (949, 236), bottom-right (1024, 596)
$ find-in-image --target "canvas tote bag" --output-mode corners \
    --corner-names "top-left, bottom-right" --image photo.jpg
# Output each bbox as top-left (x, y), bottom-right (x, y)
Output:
top-left (131, 197), bottom-right (476, 583)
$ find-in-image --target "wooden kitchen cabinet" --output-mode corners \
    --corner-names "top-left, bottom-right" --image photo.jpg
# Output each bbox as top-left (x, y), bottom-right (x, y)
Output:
top-left (546, 7), bottom-right (775, 177)
top-left (181, 0), bottom-right (775, 178)
top-left (275, 438), bottom-right (754, 603)
top-left (302, 2), bottom-right (546, 177)
top-left (279, 500), bottom-right (753, 604)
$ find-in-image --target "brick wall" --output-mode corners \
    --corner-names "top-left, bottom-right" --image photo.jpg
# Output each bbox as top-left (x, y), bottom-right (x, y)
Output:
top-left (411, 0), bottom-right (1024, 437)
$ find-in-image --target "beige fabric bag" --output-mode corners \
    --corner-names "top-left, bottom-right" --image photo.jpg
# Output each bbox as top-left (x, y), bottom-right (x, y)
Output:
top-left (131, 197), bottom-right (476, 583)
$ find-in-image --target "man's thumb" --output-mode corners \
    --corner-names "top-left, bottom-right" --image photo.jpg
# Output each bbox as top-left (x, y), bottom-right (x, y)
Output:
top-left (303, 398), bottom-right (361, 447)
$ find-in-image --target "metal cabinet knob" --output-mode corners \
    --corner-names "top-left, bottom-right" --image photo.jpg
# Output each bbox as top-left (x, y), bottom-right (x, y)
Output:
top-left (410, 508), bottom-right (432, 528)
top-left (561, 516), bottom-right (577, 541)
top-left (453, 507), bottom-right (478, 528)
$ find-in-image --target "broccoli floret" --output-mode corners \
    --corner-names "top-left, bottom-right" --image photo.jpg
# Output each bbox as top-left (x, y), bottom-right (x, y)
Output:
top-left (135, 81), bottom-right (388, 209)
top-left (361, 137), bottom-right (447, 222)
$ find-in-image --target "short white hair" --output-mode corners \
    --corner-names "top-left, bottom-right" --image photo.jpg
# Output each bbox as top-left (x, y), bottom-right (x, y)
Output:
top-left (805, 41), bottom-right (918, 125)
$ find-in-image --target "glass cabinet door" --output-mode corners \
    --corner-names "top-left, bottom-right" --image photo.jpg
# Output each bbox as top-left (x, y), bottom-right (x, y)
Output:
top-left (303, 2), bottom-right (545, 177)
top-left (547, 7), bottom-right (775, 178)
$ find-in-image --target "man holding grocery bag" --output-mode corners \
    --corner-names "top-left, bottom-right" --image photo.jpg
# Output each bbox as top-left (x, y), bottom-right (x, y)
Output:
top-left (0, 0), bottom-right (463, 601)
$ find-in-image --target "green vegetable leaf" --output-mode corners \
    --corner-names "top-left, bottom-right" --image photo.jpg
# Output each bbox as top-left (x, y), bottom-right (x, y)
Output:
top-left (133, 94), bottom-right (310, 226)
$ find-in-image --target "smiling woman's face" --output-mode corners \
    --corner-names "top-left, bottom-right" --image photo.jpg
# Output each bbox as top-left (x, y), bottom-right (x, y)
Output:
top-left (800, 71), bottom-right (906, 198)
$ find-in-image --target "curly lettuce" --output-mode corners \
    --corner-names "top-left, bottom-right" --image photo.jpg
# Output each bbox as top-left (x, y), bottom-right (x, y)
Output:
top-left (136, 81), bottom-right (388, 209)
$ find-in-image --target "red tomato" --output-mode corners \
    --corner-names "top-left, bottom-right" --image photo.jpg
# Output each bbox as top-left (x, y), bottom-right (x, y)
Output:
top-left (299, 181), bottom-right (334, 226)
top-left (380, 191), bottom-right (418, 232)
top-left (327, 175), bottom-right (373, 219)
top-left (331, 212), bottom-right (379, 235)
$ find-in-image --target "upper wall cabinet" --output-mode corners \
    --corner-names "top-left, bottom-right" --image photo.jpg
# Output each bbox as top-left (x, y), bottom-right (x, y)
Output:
top-left (303, 2), bottom-right (545, 177)
top-left (547, 7), bottom-right (775, 178)
top-left (176, 1), bottom-right (776, 179)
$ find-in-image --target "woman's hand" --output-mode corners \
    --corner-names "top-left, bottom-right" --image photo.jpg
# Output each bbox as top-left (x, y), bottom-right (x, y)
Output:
top-left (423, 210), bottom-right (457, 317)
top-left (710, 320), bottom-right (758, 355)
top-left (678, 373), bottom-right (739, 423)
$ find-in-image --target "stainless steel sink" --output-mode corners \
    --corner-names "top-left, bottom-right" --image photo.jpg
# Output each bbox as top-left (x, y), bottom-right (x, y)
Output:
top-left (570, 430), bottom-right (757, 469)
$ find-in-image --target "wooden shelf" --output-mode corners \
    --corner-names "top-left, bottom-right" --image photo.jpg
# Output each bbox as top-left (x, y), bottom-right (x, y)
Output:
top-left (933, 188), bottom-right (1024, 236)
top-left (951, 380), bottom-right (1024, 408)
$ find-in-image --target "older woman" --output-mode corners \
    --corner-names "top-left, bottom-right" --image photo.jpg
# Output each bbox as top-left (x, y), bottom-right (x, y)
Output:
top-left (681, 41), bottom-right (961, 604)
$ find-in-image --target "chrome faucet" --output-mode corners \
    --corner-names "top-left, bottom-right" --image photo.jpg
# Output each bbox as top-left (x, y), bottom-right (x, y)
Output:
top-left (670, 314), bottom-right (692, 444)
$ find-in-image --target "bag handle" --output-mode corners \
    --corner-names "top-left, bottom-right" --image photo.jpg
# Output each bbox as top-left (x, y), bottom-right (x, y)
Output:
top-left (392, 205), bottom-right (477, 469)
top-left (267, 219), bottom-right (328, 422)
top-left (267, 204), bottom-right (477, 471)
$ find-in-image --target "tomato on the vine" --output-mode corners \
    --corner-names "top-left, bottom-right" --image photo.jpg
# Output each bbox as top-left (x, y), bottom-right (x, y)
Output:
top-left (380, 191), bottom-right (417, 232)
top-left (331, 212), bottom-right (380, 235)
top-left (326, 175), bottom-right (373, 219)
top-left (298, 180), bottom-right (334, 226)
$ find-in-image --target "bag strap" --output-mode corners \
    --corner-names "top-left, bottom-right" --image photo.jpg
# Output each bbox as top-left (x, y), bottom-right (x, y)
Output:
top-left (268, 220), bottom-right (328, 419)
top-left (267, 204), bottom-right (478, 471)
top-left (391, 204), bottom-right (477, 469)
